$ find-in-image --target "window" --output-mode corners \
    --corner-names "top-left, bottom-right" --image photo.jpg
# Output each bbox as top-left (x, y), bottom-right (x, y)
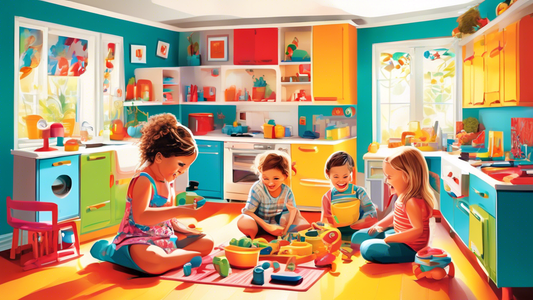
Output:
top-left (15, 17), bottom-right (124, 149)
top-left (373, 38), bottom-right (460, 144)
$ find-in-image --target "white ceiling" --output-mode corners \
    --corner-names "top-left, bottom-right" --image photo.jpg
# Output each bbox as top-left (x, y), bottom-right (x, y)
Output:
top-left (64, 0), bottom-right (483, 29)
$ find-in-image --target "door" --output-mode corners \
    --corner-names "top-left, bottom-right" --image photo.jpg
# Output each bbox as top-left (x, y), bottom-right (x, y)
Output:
top-left (313, 24), bottom-right (344, 102)
top-left (254, 28), bottom-right (278, 65)
top-left (189, 141), bottom-right (223, 198)
top-left (37, 155), bottom-right (80, 222)
top-left (80, 152), bottom-right (112, 234)
top-left (503, 21), bottom-right (518, 105)
top-left (463, 46), bottom-right (474, 108)
top-left (518, 14), bottom-right (533, 106)
top-left (454, 198), bottom-right (470, 246)
top-left (291, 144), bottom-right (333, 207)
top-left (472, 37), bottom-right (485, 106)
top-left (234, 29), bottom-right (255, 65)
top-left (484, 31), bottom-right (502, 106)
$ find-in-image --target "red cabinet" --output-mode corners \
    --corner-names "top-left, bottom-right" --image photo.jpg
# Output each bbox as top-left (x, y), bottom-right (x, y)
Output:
top-left (234, 28), bottom-right (278, 65)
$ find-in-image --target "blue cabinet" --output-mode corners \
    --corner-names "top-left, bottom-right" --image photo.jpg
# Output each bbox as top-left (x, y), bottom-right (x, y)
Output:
top-left (189, 140), bottom-right (223, 199)
top-left (13, 155), bottom-right (80, 223)
top-left (454, 198), bottom-right (470, 246)
top-left (439, 178), bottom-right (469, 246)
top-left (469, 174), bottom-right (496, 217)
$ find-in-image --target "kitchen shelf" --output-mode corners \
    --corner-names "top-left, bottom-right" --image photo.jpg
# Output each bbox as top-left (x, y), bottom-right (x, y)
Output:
top-left (123, 101), bottom-right (178, 106)
top-left (281, 81), bottom-right (311, 85)
top-left (279, 61), bottom-right (311, 65)
top-left (459, 0), bottom-right (533, 46)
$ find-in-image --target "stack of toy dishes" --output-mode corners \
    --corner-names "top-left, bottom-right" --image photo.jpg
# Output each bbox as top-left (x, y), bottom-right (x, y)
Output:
top-left (412, 247), bottom-right (455, 280)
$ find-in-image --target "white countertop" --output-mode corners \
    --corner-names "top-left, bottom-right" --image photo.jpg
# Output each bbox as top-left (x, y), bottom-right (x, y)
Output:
top-left (11, 141), bottom-right (137, 159)
top-left (194, 131), bottom-right (356, 145)
top-left (363, 146), bottom-right (533, 191)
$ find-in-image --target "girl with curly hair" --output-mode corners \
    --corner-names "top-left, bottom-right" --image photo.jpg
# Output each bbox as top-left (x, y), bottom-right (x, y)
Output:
top-left (91, 113), bottom-right (214, 274)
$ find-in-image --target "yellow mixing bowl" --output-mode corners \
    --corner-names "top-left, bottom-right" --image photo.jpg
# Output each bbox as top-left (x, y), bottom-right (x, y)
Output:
top-left (224, 245), bottom-right (261, 269)
top-left (331, 200), bottom-right (360, 227)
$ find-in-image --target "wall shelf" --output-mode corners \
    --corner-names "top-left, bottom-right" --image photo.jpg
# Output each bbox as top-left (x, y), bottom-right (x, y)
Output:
top-left (459, 0), bottom-right (533, 46)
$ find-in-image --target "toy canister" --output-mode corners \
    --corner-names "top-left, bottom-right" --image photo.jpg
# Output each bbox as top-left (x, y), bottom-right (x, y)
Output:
top-left (275, 125), bottom-right (285, 138)
top-left (263, 124), bottom-right (275, 138)
top-left (64, 139), bottom-right (80, 151)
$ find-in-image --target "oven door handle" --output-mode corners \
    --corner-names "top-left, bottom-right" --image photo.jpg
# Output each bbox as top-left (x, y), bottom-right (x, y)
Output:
top-left (298, 178), bottom-right (330, 187)
top-left (227, 148), bottom-right (269, 154)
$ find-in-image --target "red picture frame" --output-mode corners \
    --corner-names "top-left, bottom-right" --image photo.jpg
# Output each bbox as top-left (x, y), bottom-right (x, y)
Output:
top-left (207, 35), bottom-right (229, 62)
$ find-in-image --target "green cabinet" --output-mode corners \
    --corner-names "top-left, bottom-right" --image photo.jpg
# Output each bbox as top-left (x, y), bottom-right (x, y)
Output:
top-left (80, 152), bottom-right (112, 234)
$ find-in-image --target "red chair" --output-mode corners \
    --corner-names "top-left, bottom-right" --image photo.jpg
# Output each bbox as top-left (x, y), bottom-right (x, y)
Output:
top-left (6, 196), bottom-right (82, 270)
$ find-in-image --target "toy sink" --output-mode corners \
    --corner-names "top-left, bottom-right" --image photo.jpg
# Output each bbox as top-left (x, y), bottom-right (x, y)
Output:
top-left (478, 161), bottom-right (533, 185)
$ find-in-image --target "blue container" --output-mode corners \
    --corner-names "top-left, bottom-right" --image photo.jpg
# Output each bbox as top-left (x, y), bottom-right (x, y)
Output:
top-left (186, 55), bottom-right (201, 66)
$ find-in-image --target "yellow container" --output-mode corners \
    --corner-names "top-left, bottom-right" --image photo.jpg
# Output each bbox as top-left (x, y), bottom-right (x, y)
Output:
top-left (224, 245), bottom-right (261, 269)
top-left (263, 124), bottom-right (275, 138)
top-left (279, 241), bottom-right (313, 256)
top-left (331, 200), bottom-right (360, 227)
top-left (275, 125), bottom-right (285, 138)
top-left (24, 115), bottom-right (43, 139)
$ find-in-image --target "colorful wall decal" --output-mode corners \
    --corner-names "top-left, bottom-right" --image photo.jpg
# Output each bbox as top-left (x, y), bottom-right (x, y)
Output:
top-left (48, 34), bottom-right (88, 76)
top-left (19, 27), bottom-right (43, 80)
top-left (511, 118), bottom-right (533, 160)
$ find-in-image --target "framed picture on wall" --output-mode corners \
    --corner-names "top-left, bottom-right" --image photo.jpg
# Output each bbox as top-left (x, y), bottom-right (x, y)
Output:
top-left (130, 44), bottom-right (146, 64)
top-left (156, 40), bottom-right (170, 59)
top-left (207, 35), bottom-right (228, 62)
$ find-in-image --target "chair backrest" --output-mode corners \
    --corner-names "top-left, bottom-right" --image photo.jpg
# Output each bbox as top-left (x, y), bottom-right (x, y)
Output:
top-left (6, 196), bottom-right (58, 227)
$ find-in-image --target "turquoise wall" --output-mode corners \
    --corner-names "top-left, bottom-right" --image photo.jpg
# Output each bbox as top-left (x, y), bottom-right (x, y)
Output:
top-left (356, 0), bottom-right (501, 172)
top-left (0, 0), bottom-right (180, 235)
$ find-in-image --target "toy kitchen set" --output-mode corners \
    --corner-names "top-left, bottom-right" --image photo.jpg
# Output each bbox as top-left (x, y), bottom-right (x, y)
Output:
top-left (186, 105), bottom-right (357, 206)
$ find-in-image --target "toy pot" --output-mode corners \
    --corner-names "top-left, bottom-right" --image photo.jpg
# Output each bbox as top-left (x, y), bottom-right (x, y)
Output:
top-left (25, 115), bottom-right (43, 139)
top-left (252, 87), bottom-right (266, 101)
top-left (331, 200), bottom-right (361, 227)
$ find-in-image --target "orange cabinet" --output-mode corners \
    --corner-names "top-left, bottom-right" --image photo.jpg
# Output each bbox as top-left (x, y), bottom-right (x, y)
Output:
top-left (472, 37), bottom-right (485, 107)
top-left (290, 139), bottom-right (356, 208)
top-left (484, 30), bottom-right (502, 107)
top-left (463, 46), bottom-right (474, 108)
top-left (313, 24), bottom-right (357, 104)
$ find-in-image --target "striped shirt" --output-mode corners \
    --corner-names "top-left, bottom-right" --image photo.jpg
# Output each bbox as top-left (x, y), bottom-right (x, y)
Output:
top-left (393, 198), bottom-right (432, 251)
top-left (242, 181), bottom-right (295, 224)
top-left (321, 184), bottom-right (377, 225)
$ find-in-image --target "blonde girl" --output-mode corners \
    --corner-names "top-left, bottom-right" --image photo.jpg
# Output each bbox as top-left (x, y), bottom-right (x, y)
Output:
top-left (237, 151), bottom-right (310, 239)
top-left (91, 113), bottom-right (214, 274)
top-left (342, 146), bottom-right (434, 263)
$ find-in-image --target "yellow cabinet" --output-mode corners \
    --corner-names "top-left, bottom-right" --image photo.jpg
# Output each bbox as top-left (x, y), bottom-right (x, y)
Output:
top-left (291, 139), bottom-right (356, 208)
top-left (484, 30), bottom-right (502, 107)
top-left (463, 46), bottom-right (474, 108)
top-left (313, 24), bottom-right (357, 104)
top-left (472, 37), bottom-right (485, 107)
top-left (503, 22), bottom-right (518, 105)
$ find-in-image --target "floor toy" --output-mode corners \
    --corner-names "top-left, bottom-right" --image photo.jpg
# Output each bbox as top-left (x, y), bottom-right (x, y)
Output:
top-left (261, 262), bottom-right (271, 269)
top-left (183, 256), bottom-right (202, 277)
top-left (272, 261), bottom-right (280, 272)
top-left (230, 237), bottom-right (253, 248)
top-left (175, 233), bottom-right (206, 248)
top-left (285, 256), bottom-right (296, 271)
top-left (412, 247), bottom-right (455, 280)
top-left (279, 241), bottom-right (312, 256)
top-left (224, 245), bottom-right (262, 269)
top-left (213, 255), bottom-right (231, 277)
top-left (252, 266), bottom-right (265, 285)
top-left (270, 272), bottom-right (303, 285)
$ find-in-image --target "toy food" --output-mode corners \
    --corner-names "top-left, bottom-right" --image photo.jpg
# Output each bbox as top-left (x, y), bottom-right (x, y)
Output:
top-left (412, 247), bottom-right (454, 280)
top-left (213, 256), bottom-right (231, 277)
top-left (64, 139), bottom-right (80, 151)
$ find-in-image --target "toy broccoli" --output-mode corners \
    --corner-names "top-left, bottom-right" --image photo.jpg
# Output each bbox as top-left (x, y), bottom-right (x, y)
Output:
top-left (463, 117), bottom-right (479, 133)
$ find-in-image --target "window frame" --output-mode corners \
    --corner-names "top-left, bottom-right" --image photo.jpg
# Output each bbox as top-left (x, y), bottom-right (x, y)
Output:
top-left (14, 17), bottom-right (124, 150)
top-left (372, 37), bottom-right (462, 144)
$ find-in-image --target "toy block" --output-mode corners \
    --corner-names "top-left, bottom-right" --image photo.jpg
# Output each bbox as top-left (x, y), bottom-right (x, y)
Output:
top-left (213, 256), bottom-right (231, 278)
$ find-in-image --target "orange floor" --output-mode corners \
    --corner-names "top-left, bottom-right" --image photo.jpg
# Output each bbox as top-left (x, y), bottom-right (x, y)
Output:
top-left (0, 202), bottom-right (499, 300)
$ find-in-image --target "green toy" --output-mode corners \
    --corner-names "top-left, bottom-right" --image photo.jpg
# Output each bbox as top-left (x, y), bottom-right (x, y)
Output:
top-left (230, 237), bottom-right (253, 248)
top-left (213, 256), bottom-right (231, 278)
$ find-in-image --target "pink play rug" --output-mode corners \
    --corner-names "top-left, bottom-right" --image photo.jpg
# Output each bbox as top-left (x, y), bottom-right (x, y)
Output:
top-left (160, 247), bottom-right (329, 292)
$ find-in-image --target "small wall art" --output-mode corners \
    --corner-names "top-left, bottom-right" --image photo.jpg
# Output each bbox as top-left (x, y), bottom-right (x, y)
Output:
top-left (156, 40), bottom-right (170, 59)
top-left (130, 44), bottom-right (146, 64)
top-left (207, 35), bottom-right (228, 62)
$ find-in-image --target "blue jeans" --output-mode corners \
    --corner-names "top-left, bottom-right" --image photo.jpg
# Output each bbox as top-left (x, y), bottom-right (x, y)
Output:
top-left (351, 228), bottom-right (417, 264)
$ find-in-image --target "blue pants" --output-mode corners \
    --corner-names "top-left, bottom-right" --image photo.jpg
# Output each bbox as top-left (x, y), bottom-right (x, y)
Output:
top-left (351, 228), bottom-right (417, 264)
